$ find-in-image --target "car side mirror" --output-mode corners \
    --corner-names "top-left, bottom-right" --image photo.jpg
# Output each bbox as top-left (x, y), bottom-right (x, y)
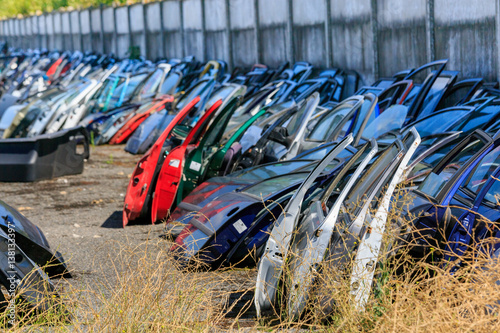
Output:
top-left (268, 126), bottom-right (290, 148)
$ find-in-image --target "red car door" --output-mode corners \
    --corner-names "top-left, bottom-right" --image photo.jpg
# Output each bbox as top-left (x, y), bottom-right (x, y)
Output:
top-left (46, 58), bottom-right (63, 79)
top-left (123, 96), bottom-right (201, 226)
top-left (110, 96), bottom-right (173, 145)
top-left (151, 99), bottom-right (223, 223)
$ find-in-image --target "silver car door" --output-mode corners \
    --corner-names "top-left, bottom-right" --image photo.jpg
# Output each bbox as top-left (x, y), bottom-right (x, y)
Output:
top-left (282, 92), bottom-right (320, 160)
top-left (63, 79), bottom-right (104, 129)
top-left (287, 134), bottom-right (413, 318)
top-left (255, 134), bottom-right (354, 317)
top-left (286, 140), bottom-right (378, 318)
top-left (46, 81), bottom-right (97, 133)
top-left (350, 127), bottom-right (420, 310)
top-left (26, 92), bottom-right (68, 137)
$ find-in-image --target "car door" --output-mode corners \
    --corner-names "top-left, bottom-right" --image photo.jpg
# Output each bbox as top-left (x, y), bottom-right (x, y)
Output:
top-left (471, 169), bottom-right (500, 257)
top-left (350, 128), bottom-right (421, 310)
top-left (285, 131), bottom-right (417, 317)
top-left (442, 142), bottom-right (500, 268)
top-left (151, 99), bottom-right (224, 223)
top-left (436, 78), bottom-right (484, 110)
top-left (181, 96), bottom-right (243, 200)
top-left (408, 131), bottom-right (496, 255)
top-left (326, 93), bottom-right (379, 147)
top-left (299, 96), bottom-right (363, 154)
top-left (110, 96), bottom-right (174, 145)
top-left (205, 109), bottom-right (269, 179)
top-left (377, 80), bottom-right (414, 112)
top-left (279, 92), bottom-right (320, 160)
top-left (255, 134), bottom-right (354, 317)
top-left (405, 131), bottom-right (462, 178)
top-left (285, 139), bottom-right (379, 318)
top-left (403, 60), bottom-right (448, 123)
top-left (123, 96), bottom-right (201, 226)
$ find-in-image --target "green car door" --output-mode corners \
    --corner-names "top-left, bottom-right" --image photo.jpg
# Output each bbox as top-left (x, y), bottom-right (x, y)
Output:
top-left (205, 109), bottom-right (268, 180)
top-left (179, 106), bottom-right (268, 203)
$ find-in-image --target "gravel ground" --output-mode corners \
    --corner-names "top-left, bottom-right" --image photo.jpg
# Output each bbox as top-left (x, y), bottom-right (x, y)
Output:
top-left (0, 145), bottom-right (258, 329)
top-left (0, 145), bottom-right (164, 281)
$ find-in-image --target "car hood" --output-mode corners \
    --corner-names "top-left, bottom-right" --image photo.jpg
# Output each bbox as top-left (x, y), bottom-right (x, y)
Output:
top-left (169, 177), bottom-right (254, 223)
top-left (172, 191), bottom-right (263, 256)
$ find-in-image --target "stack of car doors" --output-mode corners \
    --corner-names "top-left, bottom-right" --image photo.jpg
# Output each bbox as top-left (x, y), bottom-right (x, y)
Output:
top-left (254, 128), bottom-right (420, 318)
top-left (127, 66), bottom-right (364, 225)
top-left (399, 129), bottom-right (500, 274)
top-left (124, 73), bottom-right (219, 154)
top-left (123, 96), bottom-right (221, 225)
top-left (170, 135), bottom-right (358, 267)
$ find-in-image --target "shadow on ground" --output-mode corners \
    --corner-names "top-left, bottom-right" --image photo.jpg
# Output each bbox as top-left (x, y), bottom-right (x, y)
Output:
top-left (224, 289), bottom-right (256, 319)
top-left (101, 211), bottom-right (123, 228)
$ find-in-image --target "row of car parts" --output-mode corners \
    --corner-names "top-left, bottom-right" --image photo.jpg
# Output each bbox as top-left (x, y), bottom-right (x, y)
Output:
top-left (119, 58), bottom-right (500, 318)
top-left (1, 48), bottom-right (500, 319)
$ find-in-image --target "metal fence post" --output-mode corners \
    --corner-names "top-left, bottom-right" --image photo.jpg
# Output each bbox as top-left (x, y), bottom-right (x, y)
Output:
top-left (201, 0), bottom-right (207, 61)
top-left (225, 0), bottom-right (233, 70)
top-left (127, 4), bottom-right (133, 54)
top-left (52, 13), bottom-right (56, 50)
top-left (69, 12), bottom-right (75, 50)
top-left (78, 9), bottom-right (84, 51)
top-left (254, 0), bottom-right (261, 64)
top-left (6, 20), bottom-right (9, 46)
top-left (180, 0), bottom-right (186, 58)
top-left (370, 0), bottom-right (379, 80)
top-left (59, 11), bottom-right (64, 50)
top-left (287, 0), bottom-right (295, 64)
top-left (143, 3), bottom-right (150, 59)
top-left (426, 0), bottom-right (435, 63)
top-left (43, 15), bottom-right (46, 49)
top-left (23, 17), bottom-right (28, 49)
top-left (113, 5), bottom-right (118, 56)
top-left (100, 5), bottom-right (105, 53)
top-left (324, 0), bottom-right (332, 68)
top-left (496, 0), bottom-right (500, 82)
top-left (159, 1), bottom-right (166, 59)
top-left (88, 7), bottom-right (94, 51)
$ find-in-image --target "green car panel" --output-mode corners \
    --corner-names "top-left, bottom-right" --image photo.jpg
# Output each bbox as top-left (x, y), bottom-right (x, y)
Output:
top-left (179, 106), bottom-right (268, 205)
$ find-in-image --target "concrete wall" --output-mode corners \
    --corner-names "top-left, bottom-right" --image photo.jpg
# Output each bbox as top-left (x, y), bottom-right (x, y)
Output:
top-left (376, 0), bottom-right (427, 79)
top-left (163, 0), bottom-right (183, 59)
top-left (293, 0), bottom-right (327, 66)
top-left (182, 0), bottom-right (204, 60)
top-left (434, 0), bottom-right (497, 81)
top-left (1, 0), bottom-right (499, 83)
top-left (205, 0), bottom-right (229, 63)
top-left (146, 2), bottom-right (163, 60)
top-left (230, 0), bottom-right (258, 67)
top-left (258, 0), bottom-right (288, 67)
top-left (90, 8), bottom-right (102, 53)
top-left (80, 10), bottom-right (91, 52)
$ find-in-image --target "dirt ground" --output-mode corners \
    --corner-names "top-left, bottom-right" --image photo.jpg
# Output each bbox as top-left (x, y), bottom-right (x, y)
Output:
top-left (0, 145), bottom-right (257, 328)
top-left (0, 145), bottom-right (164, 281)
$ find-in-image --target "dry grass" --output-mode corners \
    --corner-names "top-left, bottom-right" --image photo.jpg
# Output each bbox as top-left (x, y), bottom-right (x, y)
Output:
top-left (1, 192), bottom-right (500, 332)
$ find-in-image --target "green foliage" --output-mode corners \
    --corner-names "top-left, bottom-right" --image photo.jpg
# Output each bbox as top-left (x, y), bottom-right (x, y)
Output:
top-left (0, 0), bottom-right (134, 18)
